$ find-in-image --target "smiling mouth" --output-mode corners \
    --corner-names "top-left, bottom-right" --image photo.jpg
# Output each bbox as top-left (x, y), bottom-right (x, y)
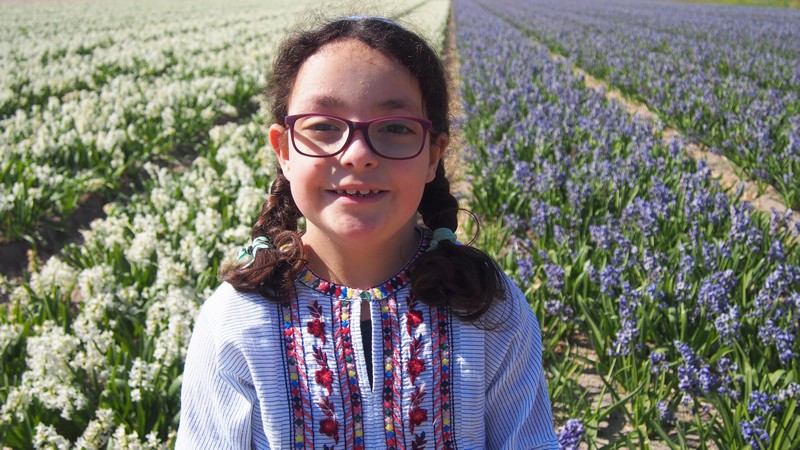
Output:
top-left (333, 189), bottom-right (383, 197)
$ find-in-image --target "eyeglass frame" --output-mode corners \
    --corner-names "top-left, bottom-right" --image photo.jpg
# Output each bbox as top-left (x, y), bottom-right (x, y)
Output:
top-left (284, 113), bottom-right (433, 160)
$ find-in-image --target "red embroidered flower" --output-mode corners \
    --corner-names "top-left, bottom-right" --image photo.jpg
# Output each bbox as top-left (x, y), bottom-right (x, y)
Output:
top-left (318, 397), bottom-right (340, 443)
top-left (316, 367), bottom-right (334, 393)
top-left (406, 310), bottom-right (423, 332)
top-left (307, 318), bottom-right (326, 342)
top-left (320, 418), bottom-right (339, 441)
top-left (407, 358), bottom-right (425, 381)
top-left (405, 309), bottom-right (423, 337)
top-left (409, 407), bottom-right (428, 432)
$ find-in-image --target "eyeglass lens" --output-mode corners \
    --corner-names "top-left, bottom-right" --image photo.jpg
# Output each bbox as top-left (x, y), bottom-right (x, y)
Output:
top-left (291, 115), bottom-right (425, 159)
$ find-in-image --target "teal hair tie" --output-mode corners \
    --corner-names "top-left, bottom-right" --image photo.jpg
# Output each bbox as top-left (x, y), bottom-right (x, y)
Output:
top-left (237, 236), bottom-right (272, 261)
top-left (427, 228), bottom-right (457, 252)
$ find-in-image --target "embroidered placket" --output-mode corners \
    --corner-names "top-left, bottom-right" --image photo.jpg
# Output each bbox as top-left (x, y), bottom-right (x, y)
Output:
top-left (280, 301), bottom-right (314, 448)
top-left (406, 295), bottom-right (428, 449)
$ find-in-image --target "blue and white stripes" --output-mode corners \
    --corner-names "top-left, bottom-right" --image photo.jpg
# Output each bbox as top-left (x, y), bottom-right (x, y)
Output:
top-left (176, 273), bottom-right (557, 449)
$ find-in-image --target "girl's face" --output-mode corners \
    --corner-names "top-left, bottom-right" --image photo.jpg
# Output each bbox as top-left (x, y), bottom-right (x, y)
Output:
top-left (269, 39), bottom-right (446, 249)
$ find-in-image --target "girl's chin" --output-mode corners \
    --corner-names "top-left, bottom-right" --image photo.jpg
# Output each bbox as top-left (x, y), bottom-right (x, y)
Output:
top-left (306, 219), bottom-right (417, 245)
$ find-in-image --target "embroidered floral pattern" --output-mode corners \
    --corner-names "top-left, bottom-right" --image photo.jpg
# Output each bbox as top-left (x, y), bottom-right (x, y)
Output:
top-left (433, 306), bottom-right (456, 449)
top-left (409, 385), bottom-right (428, 433)
top-left (406, 295), bottom-right (428, 448)
top-left (381, 297), bottom-right (404, 450)
top-left (407, 335), bottom-right (425, 384)
top-left (309, 303), bottom-right (338, 446)
top-left (405, 309), bottom-right (424, 335)
top-left (278, 230), bottom-right (460, 448)
top-left (333, 299), bottom-right (365, 450)
top-left (280, 301), bottom-right (314, 448)
top-left (411, 433), bottom-right (428, 450)
top-left (313, 346), bottom-right (334, 395)
top-left (319, 397), bottom-right (340, 444)
top-left (307, 300), bottom-right (326, 344)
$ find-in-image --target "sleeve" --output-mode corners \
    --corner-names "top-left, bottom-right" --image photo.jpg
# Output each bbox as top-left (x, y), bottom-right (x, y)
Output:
top-left (484, 279), bottom-right (559, 449)
top-left (175, 305), bottom-right (258, 449)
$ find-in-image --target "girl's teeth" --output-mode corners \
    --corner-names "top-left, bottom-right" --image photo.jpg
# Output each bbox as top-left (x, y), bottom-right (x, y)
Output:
top-left (337, 189), bottom-right (379, 196)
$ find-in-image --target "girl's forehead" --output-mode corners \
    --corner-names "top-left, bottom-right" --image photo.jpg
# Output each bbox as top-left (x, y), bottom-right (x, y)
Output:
top-left (297, 39), bottom-right (406, 81)
top-left (312, 39), bottom-right (384, 62)
top-left (288, 39), bottom-right (424, 115)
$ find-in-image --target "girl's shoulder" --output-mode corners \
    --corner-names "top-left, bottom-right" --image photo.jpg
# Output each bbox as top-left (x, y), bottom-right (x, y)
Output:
top-left (474, 271), bottom-right (534, 328)
top-left (481, 272), bottom-right (545, 386)
top-left (201, 282), bottom-right (263, 313)
top-left (196, 283), bottom-right (283, 340)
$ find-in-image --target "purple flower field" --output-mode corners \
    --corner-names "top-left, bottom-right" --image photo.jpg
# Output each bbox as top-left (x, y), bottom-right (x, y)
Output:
top-left (455, 0), bottom-right (800, 447)
top-left (484, 0), bottom-right (800, 210)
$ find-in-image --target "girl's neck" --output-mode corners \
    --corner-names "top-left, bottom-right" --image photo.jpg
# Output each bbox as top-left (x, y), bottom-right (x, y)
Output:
top-left (302, 225), bottom-right (420, 290)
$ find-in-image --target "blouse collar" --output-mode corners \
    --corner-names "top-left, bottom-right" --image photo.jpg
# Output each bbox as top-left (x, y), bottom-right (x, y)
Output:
top-left (296, 228), bottom-right (431, 302)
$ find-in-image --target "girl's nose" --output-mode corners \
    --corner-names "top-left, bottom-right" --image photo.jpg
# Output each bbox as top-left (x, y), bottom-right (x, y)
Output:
top-left (339, 129), bottom-right (379, 169)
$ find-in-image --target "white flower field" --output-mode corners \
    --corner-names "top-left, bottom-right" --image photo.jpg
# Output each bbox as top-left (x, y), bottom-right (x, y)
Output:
top-left (1, 0), bottom-right (449, 447)
top-left (2, 0), bottom-right (800, 448)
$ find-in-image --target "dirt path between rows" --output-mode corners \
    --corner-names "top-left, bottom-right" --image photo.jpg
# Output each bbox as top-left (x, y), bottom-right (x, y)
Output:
top-left (442, 3), bottom-right (476, 246)
top-left (443, 3), bottom-right (473, 245)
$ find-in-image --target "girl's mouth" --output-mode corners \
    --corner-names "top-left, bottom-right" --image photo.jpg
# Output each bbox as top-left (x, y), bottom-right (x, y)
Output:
top-left (333, 189), bottom-right (383, 197)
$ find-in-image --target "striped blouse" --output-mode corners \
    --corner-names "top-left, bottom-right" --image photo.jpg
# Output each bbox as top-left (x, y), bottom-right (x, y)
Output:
top-left (176, 240), bottom-right (558, 449)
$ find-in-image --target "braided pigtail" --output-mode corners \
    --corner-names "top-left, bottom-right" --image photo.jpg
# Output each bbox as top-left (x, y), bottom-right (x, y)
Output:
top-left (219, 170), bottom-right (305, 302)
top-left (409, 161), bottom-right (505, 321)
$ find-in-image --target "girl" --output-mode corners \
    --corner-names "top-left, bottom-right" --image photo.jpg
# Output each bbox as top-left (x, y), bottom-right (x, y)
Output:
top-left (177, 16), bottom-right (558, 449)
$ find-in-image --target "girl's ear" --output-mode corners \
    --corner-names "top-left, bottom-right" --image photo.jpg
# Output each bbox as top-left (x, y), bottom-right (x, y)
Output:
top-left (426, 133), bottom-right (448, 183)
top-left (269, 123), bottom-right (290, 173)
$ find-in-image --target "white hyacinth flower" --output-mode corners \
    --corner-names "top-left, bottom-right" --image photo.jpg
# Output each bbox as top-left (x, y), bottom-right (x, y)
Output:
top-left (22, 321), bottom-right (86, 420)
top-left (33, 423), bottom-right (70, 450)
top-left (127, 357), bottom-right (161, 403)
top-left (73, 408), bottom-right (115, 450)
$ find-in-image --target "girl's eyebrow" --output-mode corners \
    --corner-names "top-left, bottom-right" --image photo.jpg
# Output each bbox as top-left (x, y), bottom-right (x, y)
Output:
top-left (305, 95), bottom-right (416, 112)
top-left (308, 95), bottom-right (343, 109)
top-left (378, 98), bottom-right (415, 110)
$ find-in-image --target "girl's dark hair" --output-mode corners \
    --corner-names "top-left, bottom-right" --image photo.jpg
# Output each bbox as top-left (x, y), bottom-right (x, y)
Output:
top-left (221, 16), bottom-right (504, 320)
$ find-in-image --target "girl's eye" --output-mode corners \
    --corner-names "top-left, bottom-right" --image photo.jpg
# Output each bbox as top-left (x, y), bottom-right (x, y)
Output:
top-left (300, 118), bottom-right (344, 133)
top-left (379, 122), bottom-right (416, 135)
top-left (311, 123), bottom-right (338, 132)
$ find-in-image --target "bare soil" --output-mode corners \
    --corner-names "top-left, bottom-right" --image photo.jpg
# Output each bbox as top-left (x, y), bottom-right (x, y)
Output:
top-left (444, 4), bottom-right (473, 245)
top-left (0, 192), bottom-right (107, 301)
top-left (0, 108), bottom-right (248, 301)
